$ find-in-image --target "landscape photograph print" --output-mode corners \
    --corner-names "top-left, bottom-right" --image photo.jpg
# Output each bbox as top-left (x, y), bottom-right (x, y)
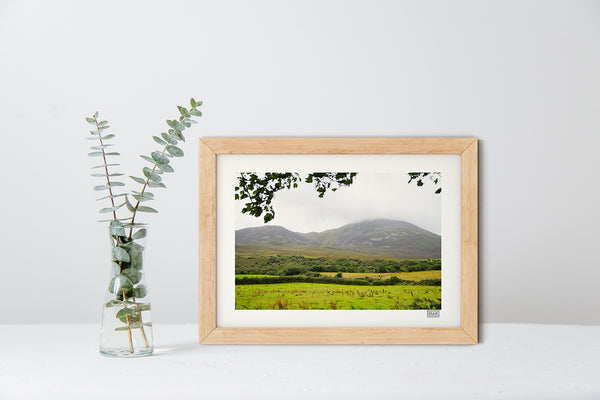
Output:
top-left (234, 171), bottom-right (442, 310)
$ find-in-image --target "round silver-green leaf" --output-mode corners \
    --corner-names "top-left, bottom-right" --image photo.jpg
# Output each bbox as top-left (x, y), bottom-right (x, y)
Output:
top-left (109, 275), bottom-right (133, 294)
top-left (122, 268), bottom-right (142, 285)
top-left (109, 220), bottom-right (126, 236)
top-left (112, 247), bottom-right (130, 262)
top-left (134, 284), bottom-right (147, 299)
top-left (132, 228), bottom-right (147, 240)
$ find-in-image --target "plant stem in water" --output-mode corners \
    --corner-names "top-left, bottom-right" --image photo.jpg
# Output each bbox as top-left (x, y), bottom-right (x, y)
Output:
top-left (123, 290), bottom-right (134, 354)
top-left (132, 296), bottom-right (150, 348)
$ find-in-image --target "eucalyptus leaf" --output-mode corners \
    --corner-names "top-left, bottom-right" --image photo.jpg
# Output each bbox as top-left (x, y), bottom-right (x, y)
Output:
top-left (92, 163), bottom-right (119, 169)
top-left (93, 185), bottom-right (110, 191)
top-left (114, 326), bottom-right (130, 331)
top-left (125, 195), bottom-right (136, 212)
top-left (132, 194), bottom-right (152, 202)
top-left (174, 131), bottom-right (185, 142)
top-left (137, 205), bottom-right (158, 213)
top-left (98, 218), bottom-right (131, 223)
top-left (116, 307), bottom-right (137, 323)
top-left (102, 134), bottom-right (116, 140)
top-left (108, 181), bottom-right (125, 187)
top-left (112, 262), bottom-right (121, 275)
top-left (91, 172), bottom-right (123, 177)
top-left (139, 304), bottom-right (151, 312)
top-left (147, 181), bottom-right (166, 188)
top-left (132, 228), bottom-right (147, 240)
top-left (173, 120), bottom-right (185, 130)
top-left (112, 247), bottom-right (130, 262)
top-left (190, 109), bottom-right (202, 117)
top-left (98, 120), bottom-right (109, 126)
top-left (97, 193), bottom-right (127, 201)
top-left (177, 106), bottom-right (190, 117)
top-left (88, 151), bottom-right (103, 157)
top-left (129, 243), bottom-right (144, 270)
top-left (122, 268), bottom-right (142, 284)
top-left (153, 136), bottom-right (167, 146)
top-left (110, 220), bottom-right (126, 236)
top-left (132, 190), bottom-right (154, 197)
top-left (151, 151), bottom-right (169, 165)
top-left (134, 284), bottom-right (147, 298)
top-left (86, 117), bottom-right (95, 123)
top-left (109, 274), bottom-right (133, 294)
top-left (130, 176), bottom-right (147, 185)
top-left (166, 145), bottom-right (184, 157)
top-left (93, 111), bottom-right (98, 119)
top-left (168, 119), bottom-right (185, 130)
top-left (105, 299), bottom-right (123, 308)
top-left (161, 132), bottom-right (177, 144)
top-left (99, 204), bottom-right (124, 213)
top-left (140, 155), bottom-right (155, 164)
top-left (90, 145), bottom-right (114, 150)
top-left (128, 321), bottom-right (143, 329)
top-left (115, 288), bottom-right (134, 301)
top-left (143, 167), bottom-right (162, 182)
top-left (143, 322), bottom-right (152, 327)
top-left (103, 152), bottom-right (120, 156)
top-left (182, 121), bottom-right (191, 128)
top-left (98, 125), bottom-right (110, 130)
top-left (157, 163), bottom-right (174, 173)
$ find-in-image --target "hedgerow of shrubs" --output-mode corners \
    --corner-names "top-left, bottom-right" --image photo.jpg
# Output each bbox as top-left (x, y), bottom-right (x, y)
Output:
top-left (235, 275), bottom-right (441, 287)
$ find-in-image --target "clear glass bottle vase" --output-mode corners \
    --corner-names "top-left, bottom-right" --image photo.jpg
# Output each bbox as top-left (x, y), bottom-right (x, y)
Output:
top-left (100, 222), bottom-right (154, 357)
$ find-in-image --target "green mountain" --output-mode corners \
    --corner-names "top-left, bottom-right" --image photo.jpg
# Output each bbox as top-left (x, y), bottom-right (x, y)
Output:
top-left (236, 219), bottom-right (441, 259)
top-left (235, 225), bottom-right (318, 247)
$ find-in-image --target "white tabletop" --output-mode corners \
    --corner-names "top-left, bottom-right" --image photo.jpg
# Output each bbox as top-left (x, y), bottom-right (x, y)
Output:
top-left (1, 323), bottom-right (598, 399)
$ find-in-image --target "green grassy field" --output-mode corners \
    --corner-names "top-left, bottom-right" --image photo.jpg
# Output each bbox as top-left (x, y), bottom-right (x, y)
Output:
top-left (235, 246), bottom-right (442, 310)
top-left (235, 283), bottom-right (441, 310)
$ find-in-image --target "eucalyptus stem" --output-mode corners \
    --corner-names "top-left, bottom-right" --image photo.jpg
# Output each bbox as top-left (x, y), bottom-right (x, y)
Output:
top-left (128, 145), bottom-right (168, 232)
top-left (123, 290), bottom-right (134, 354)
top-left (96, 121), bottom-right (118, 221)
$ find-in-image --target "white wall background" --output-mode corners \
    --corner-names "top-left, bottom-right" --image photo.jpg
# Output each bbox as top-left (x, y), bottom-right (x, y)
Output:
top-left (0, 0), bottom-right (598, 325)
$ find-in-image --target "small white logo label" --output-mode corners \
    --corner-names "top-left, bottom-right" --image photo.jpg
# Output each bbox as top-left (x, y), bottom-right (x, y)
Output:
top-left (427, 310), bottom-right (440, 318)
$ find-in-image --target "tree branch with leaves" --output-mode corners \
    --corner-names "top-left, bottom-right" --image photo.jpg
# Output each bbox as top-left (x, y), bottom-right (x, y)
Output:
top-left (235, 172), bottom-right (357, 223)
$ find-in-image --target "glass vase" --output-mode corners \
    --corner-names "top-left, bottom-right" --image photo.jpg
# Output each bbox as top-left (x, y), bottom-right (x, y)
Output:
top-left (100, 222), bottom-right (154, 357)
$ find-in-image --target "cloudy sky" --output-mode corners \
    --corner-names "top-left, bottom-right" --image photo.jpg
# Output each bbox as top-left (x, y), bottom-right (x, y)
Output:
top-left (235, 172), bottom-right (441, 235)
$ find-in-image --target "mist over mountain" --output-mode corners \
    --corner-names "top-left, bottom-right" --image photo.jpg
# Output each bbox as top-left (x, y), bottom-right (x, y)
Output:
top-left (235, 219), bottom-right (441, 259)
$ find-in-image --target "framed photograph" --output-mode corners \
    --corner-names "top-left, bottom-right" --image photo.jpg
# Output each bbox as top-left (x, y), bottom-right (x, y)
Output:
top-left (199, 138), bottom-right (477, 344)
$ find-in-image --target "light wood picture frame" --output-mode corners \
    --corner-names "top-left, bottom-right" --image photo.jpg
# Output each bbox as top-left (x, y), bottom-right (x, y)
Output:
top-left (199, 138), bottom-right (478, 344)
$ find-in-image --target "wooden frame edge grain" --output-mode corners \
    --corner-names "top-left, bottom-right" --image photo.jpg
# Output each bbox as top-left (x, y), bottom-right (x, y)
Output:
top-left (460, 139), bottom-right (478, 343)
top-left (198, 137), bottom-right (478, 344)
top-left (199, 139), bottom-right (217, 343)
